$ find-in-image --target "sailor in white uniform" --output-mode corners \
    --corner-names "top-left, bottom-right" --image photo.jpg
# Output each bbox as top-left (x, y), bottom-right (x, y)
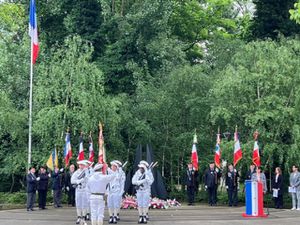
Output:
top-left (113, 160), bottom-right (126, 221)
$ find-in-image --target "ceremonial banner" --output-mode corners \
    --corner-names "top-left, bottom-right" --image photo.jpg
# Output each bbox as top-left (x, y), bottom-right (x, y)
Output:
top-left (88, 132), bottom-right (94, 162)
top-left (214, 131), bottom-right (221, 168)
top-left (78, 133), bottom-right (85, 160)
top-left (46, 148), bottom-right (58, 170)
top-left (233, 127), bottom-right (242, 167)
top-left (29, 0), bottom-right (39, 64)
top-left (252, 131), bottom-right (261, 167)
top-left (191, 133), bottom-right (199, 171)
top-left (63, 132), bottom-right (72, 166)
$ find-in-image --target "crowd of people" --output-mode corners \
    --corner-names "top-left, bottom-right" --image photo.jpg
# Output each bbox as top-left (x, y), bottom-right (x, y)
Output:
top-left (26, 159), bottom-right (154, 225)
top-left (184, 162), bottom-right (300, 210)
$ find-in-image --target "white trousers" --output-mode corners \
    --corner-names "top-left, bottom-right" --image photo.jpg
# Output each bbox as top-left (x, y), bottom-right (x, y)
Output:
top-left (136, 191), bottom-right (150, 208)
top-left (107, 192), bottom-right (121, 209)
top-left (90, 195), bottom-right (105, 221)
top-left (76, 189), bottom-right (88, 210)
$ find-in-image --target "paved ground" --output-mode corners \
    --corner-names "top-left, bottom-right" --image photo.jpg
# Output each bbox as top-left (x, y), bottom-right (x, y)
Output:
top-left (0, 205), bottom-right (300, 225)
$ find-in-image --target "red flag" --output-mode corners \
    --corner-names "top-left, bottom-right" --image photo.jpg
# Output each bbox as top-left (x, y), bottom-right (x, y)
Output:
top-left (191, 133), bottom-right (199, 171)
top-left (214, 131), bottom-right (221, 168)
top-left (77, 133), bottom-right (85, 160)
top-left (88, 132), bottom-right (94, 162)
top-left (98, 122), bottom-right (107, 173)
top-left (252, 130), bottom-right (261, 167)
top-left (233, 127), bottom-right (242, 167)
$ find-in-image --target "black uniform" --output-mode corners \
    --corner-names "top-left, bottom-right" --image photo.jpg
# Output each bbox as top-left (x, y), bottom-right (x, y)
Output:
top-left (185, 169), bottom-right (198, 205)
top-left (26, 172), bottom-right (37, 211)
top-left (225, 170), bottom-right (239, 206)
top-left (204, 168), bottom-right (219, 206)
top-left (245, 169), bottom-right (256, 180)
top-left (272, 174), bottom-right (283, 208)
top-left (52, 170), bottom-right (64, 208)
top-left (38, 172), bottom-right (49, 209)
top-left (65, 171), bottom-right (76, 206)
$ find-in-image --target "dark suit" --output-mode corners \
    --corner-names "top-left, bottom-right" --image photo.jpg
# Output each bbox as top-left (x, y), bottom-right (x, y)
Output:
top-left (52, 171), bottom-right (64, 207)
top-left (226, 170), bottom-right (239, 206)
top-left (26, 173), bottom-right (37, 210)
top-left (272, 174), bottom-right (283, 208)
top-left (204, 168), bottom-right (218, 205)
top-left (65, 171), bottom-right (75, 206)
top-left (185, 169), bottom-right (198, 204)
top-left (38, 173), bottom-right (49, 209)
top-left (246, 169), bottom-right (256, 180)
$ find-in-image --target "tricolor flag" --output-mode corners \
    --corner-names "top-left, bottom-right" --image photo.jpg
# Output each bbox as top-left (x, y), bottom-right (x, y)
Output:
top-left (63, 132), bottom-right (72, 167)
top-left (78, 133), bottom-right (85, 160)
top-left (214, 131), bottom-right (221, 168)
top-left (88, 132), bottom-right (94, 162)
top-left (191, 133), bottom-right (199, 171)
top-left (29, 0), bottom-right (39, 64)
top-left (233, 127), bottom-right (242, 167)
top-left (98, 122), bottom-right (105, 163)
top-left (46, 148), bottom-right (58, 171)
top-left (252, 131), bottom-right (261, 167)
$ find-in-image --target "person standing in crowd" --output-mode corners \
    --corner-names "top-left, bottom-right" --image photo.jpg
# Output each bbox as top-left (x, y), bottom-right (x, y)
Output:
top-left (246, 164), bottom-right (256, 180)
top-left (290, 165), bottom-right (300, 210)
top-left (87, 163), bottom-right (117, 225)
top-left (272, 167), bottom-right (283, 209)
top-left (85, 161), bottom-right (94, 221)
top-left (37, 166), bottom-right (49, 210)
top-left (26, 166), bottom-right (39, 211)
top-left (204, 162), bottom-right (219, 206)
top-left (71, 160), bottom-right (89, 225)
top-left (107, 161), bottom-right (123, 224)
top-left (251, 166), bottom-right (267, 193)
top-left (132, 161), bottom-right (154, 224)
top-left (225, 164), bottom-right (239, 207)
top-left (185, 162), bottom-right (198, 205)
top-left (65, 164), bottom-right (76, 207)
top-left (113, 160), bottom-right (126, 221)
top-left (52, 166), bottom-right (64, 208)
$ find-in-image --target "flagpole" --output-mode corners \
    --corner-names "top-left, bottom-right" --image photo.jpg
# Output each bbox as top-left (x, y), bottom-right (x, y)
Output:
top-left (28, 38), bottom-right (33, 171)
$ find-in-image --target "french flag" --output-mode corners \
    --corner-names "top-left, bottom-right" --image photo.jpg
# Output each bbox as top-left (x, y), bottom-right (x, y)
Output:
top-left (252, 141), bottom-right (261, 167)
top-left (191, 133), bottom-right (199, 171)
top-left (29, 0), bottom-right (39, 64)
top-left (78, 134), bottom-right (85, 160)
top-left (233, 129), bottom-right (242, 167)
top-left (214, 133), bottom-right (221, 168)
top-left (88, 134), bottom-right (94, 162)
top-left (243, 180), bottom-right (267, 217)
top-left (64, 133), bottom-right (72, 166)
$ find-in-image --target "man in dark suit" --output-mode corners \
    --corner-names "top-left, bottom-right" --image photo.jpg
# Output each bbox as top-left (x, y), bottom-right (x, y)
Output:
top-left (52, 166), bottom-right (64, 208)
top-left (246, 164), bottom-right (256, 180)
top-left (185, 163), bottom-right (198, 205)
top-left (65, 164), bottom-right (76, 206)
top-left (37, 166), bottom-right (49, 209)
top-left (27, 166), bottom-right (39, 211)
top-left (204, 162), bottom-right (219, 206)
top-left (225, 164), bottom-right (239, 207)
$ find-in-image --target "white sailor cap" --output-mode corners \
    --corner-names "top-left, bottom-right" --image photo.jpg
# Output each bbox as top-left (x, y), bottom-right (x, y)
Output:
top-left (77, 160), bottom-right (89, 165)
top-left (138, 163), bottom-right (147, 170)
top-left (114, 160), bottom-right (122, 167)
top-left (110, 160), bottom-right (119, 168)
top-left (87, 160), bottom-right (93, 165)
top-left (93, 163), bottom-right (103, 171)
top-left (139, 160), bottom-right (149, 168)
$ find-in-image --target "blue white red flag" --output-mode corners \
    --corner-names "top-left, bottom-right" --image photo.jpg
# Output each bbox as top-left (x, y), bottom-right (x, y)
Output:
top-left (29, 0), bottom-right (39, 64)
top-left (64, 132), bottom-right (72, 166)
top-left (214, 133), bottom-right (221, 168)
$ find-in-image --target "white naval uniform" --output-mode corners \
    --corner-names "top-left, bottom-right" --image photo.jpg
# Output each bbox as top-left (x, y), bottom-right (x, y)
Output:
top-left (86, 171), bottom-right (116, 223)
top-left (86, 167), bottom-right (94, 215)
top-left (71, 169), bottom-right (89, 215)
top-left (107, 169), bottom-right (124, 210)
top-left (118, 167), bottom-right (126, 204)
top-left (132, 169), bottom-right (154, 208)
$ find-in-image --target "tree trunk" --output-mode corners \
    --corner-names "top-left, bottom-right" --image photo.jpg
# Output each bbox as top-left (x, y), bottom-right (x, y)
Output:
top-left (10, 173), bottom-right (15, 193)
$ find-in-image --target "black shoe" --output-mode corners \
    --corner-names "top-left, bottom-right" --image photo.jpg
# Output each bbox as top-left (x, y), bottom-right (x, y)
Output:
top-left (113, 216), bottom-right (117, 224)
top-left (145, 213), bottom-right (149, 221)
top-left (109, 216), bottom-right (114, 224)
top-left (138, 216), bottom-right (143, 224)
top-left (116, 213), bottom-right (120, 221)
top-left (143, 216), bottom-right (147, 224)
top-left (30, 208), bottom-right (34, 211)
top-left (76, 217), bottom-right (81, 224)
top-left (85, 213), bottom-right (90, 221)
top-left (27, 208), bottom-right (30, 211)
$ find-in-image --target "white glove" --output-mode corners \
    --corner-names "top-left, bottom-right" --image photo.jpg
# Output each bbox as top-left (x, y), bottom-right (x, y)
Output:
top-left (76, 178), bottom-right (84, 184)
top-left (205, 185), bottom-right (208, 189)
top-left (136, 180), bottom-right (143, 186)
top-left (48, 173), bottom-right (51, 178)
top-left (36, 177), bottom-right (40, 181)
top-left (60, 168), bottom-right (64, 172)
top-left (234, 169), bottom-right (237, 173)
top-left (226, 185), bottom-right (228, 189)
top-left (66, 186), bottom-right (70, 191)
top-left (216, 168), bottom-right (219, 173)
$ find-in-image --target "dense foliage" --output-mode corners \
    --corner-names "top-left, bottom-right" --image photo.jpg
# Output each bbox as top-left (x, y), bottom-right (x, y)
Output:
top-left (0, 0), bottom-right (300, 194)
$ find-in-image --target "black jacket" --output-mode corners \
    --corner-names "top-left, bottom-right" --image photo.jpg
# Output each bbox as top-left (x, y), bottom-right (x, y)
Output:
top-left (226, 170), bottom-right (239, 190)
top-left (246, 169), bottom-right (256, 180)
top-left (27, 173), bottom-right (37, 193)
top-left (185, 169), bottom-right (198, 188)
top-left (65, 171), bottom-right (75, 191)
top-left (52, 171), bottom-right (64, 190)
top-left (272, 174), bottom-right (283, 195)
top-left (38, 173), bottom-right (49, 191)
top-left (204, 168), bottom-right (219, 188)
